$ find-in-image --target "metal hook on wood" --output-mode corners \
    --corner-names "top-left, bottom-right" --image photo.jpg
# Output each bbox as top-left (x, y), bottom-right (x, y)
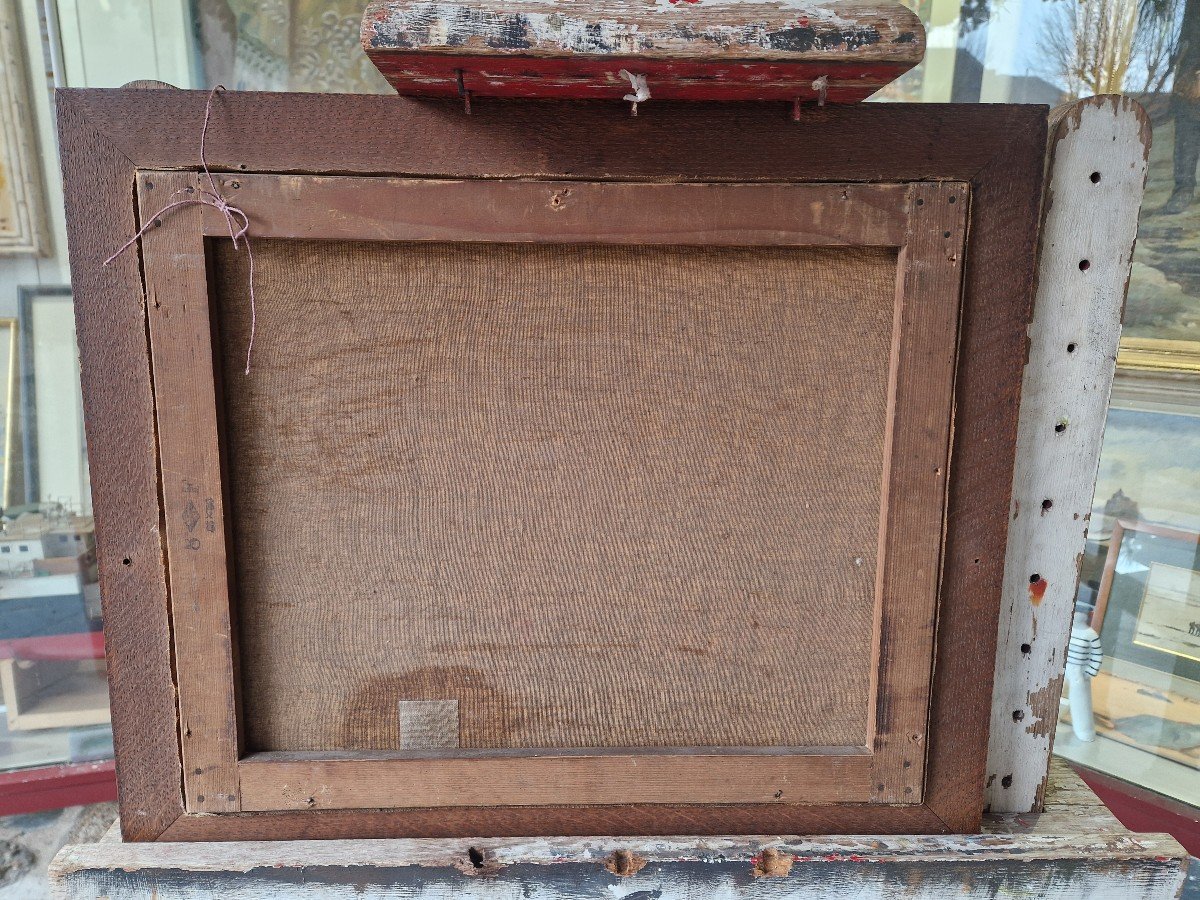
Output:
top-left (456, 69), bottom-right (472, 115)
top-left (812, 75), bottom-right (829, 108)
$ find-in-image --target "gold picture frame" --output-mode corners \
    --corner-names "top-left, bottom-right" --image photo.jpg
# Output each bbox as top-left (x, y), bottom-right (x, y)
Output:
top-left (1131, 561), bottom-right (1200, 662)
top-left (0, 3), bottom-right (48, 256)
top-left (1118, 338), bottom-right (1200, 374)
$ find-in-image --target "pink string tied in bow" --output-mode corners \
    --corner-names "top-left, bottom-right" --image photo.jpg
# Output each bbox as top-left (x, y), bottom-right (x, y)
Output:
top-left (104, 85), bottom-right (258, 374)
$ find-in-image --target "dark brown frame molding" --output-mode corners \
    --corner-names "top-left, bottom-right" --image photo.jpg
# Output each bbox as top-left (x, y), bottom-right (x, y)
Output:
top-left (58, 90), bottom-right (1046, 841)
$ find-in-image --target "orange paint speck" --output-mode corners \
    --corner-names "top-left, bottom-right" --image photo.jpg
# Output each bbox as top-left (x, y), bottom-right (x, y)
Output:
top-left (1029, 577), bottom-right (1048, 604)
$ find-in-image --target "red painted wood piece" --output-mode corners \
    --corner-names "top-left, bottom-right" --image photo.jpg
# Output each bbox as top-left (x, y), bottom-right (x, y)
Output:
top-left (0, 630), bottom-right (105, 662)
top-left (1075, 764), bottom-right (1200, 858)
top-left (0, 760), bottom-right (116, 816)
top-left (363, 0), bottom-right (924, 103)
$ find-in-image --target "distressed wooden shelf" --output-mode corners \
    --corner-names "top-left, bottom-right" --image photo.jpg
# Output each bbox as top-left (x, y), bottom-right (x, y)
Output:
top-left (362, 0), bottom-right (925, 103)
top-left (47, 762), bottom-right (1186, 899)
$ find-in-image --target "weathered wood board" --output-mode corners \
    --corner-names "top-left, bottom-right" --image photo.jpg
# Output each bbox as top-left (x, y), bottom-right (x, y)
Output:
top-left (362, 0), bottom-right (925, 102)
top-left (984, 95), bottom-right (1152, 814)
top-left (47, 762), bottom-right (1187, 899)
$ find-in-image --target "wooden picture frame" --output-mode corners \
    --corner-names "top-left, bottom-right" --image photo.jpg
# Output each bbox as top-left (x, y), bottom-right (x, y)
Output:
top-left (1117, 339), bottom-right (1200, 375)
top-left (58, 90), bottom-right (1046, 841)
top-left (1079, 518), bottom-right (1200, 771)
top-left (1092, 519), bottom-right (1200, 666)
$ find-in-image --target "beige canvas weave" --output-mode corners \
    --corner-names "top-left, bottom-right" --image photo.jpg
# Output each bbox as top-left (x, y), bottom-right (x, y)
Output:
top-left (214, 240), bottom-right (896, 752)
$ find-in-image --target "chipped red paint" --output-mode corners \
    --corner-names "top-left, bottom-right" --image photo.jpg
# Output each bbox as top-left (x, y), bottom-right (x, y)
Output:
top-left (369, 53), bottom-right (908, 102)
top-left (1029, 577), bottom-right (1048, 605)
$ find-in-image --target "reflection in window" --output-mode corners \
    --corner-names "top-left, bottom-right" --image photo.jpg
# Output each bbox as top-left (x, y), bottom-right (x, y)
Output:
top-left (191, 0), bottom-right (391, 94)
top-left (0, 287), bottom-right (110, 769)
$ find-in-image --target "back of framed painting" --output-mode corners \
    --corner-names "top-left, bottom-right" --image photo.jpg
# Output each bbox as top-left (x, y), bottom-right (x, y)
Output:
top-left (59, 90), bottom-right (1047, 840)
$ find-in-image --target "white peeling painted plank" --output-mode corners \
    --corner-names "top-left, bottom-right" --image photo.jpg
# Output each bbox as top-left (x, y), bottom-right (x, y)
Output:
top-left (362, 0), bottom-right (926, 61)
top-left (985, 95), bottom-right (1152, 814)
